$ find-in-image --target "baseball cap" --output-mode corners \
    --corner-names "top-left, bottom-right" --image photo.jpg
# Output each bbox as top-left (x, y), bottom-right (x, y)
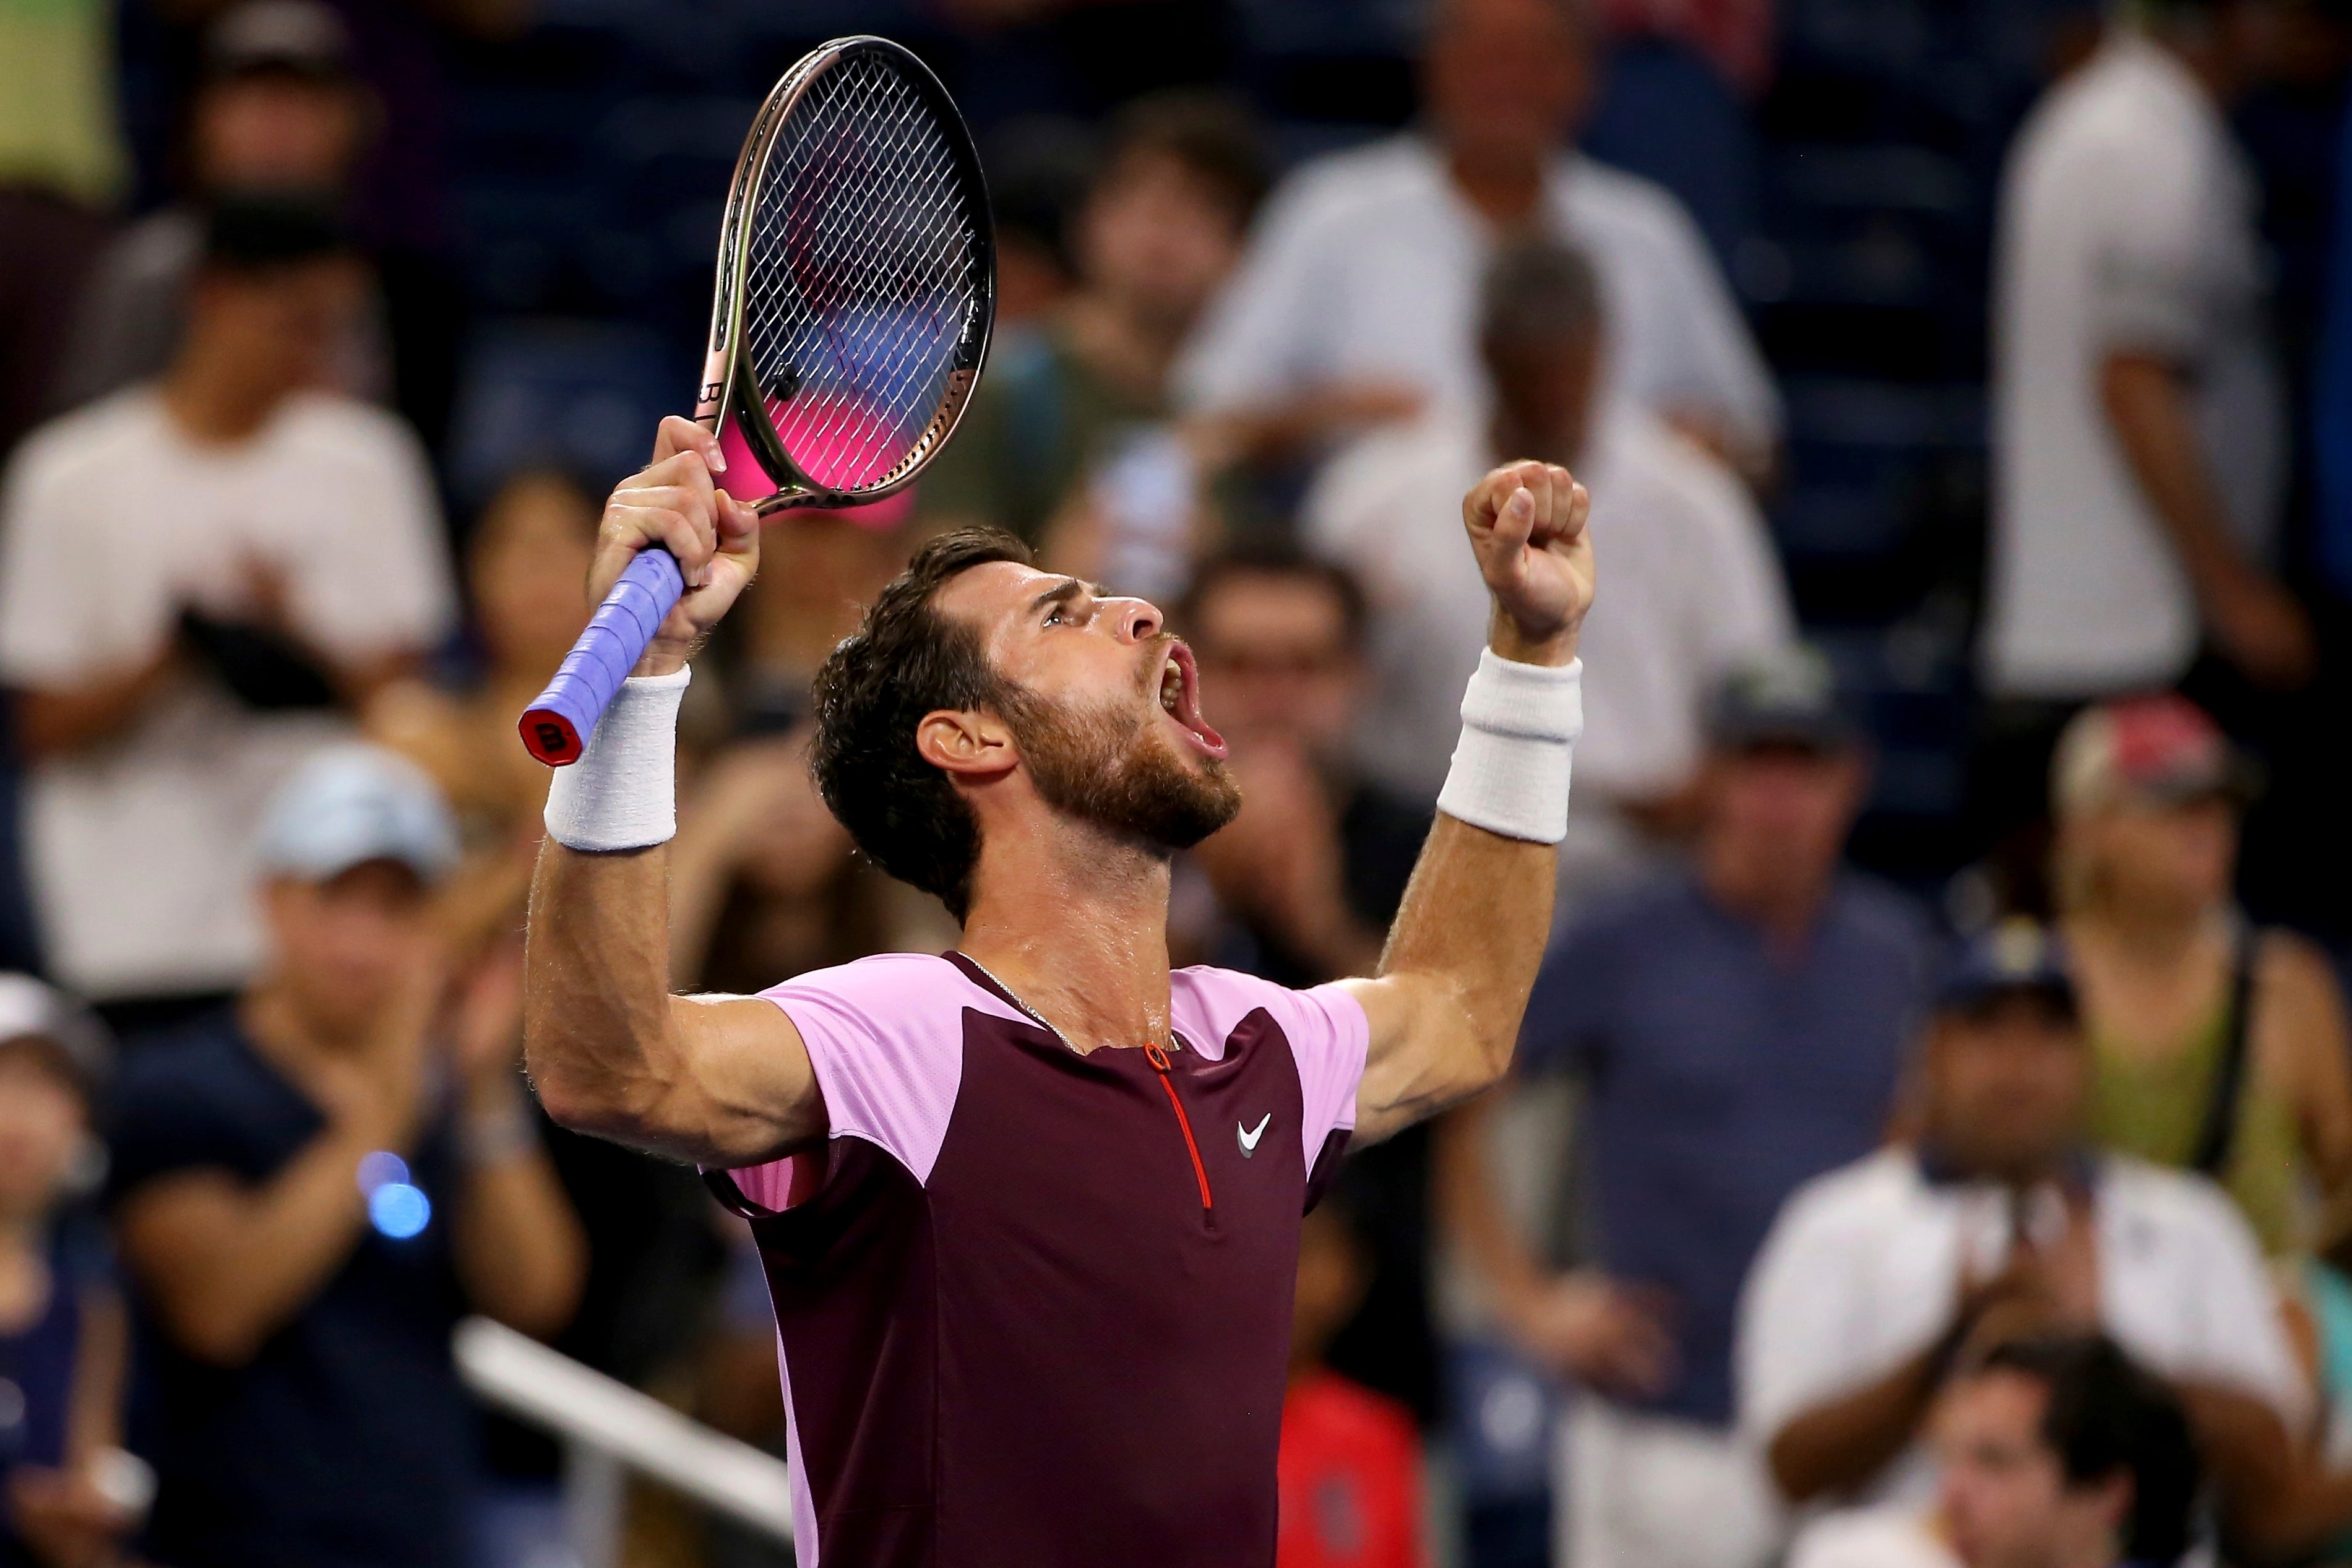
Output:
top-left (1935, 920), bottom-right (2079, 1019)
top-left (0, 973), bottom-right (113, 1103)
top-left (254, 745), bottom-right (461, 885)
top-left (204, 0), bottom-right (355, 82)
top-left (2050, 694), bottom-right (2258, 818)
top-left (1707, 644), bottom-right (1858, 753)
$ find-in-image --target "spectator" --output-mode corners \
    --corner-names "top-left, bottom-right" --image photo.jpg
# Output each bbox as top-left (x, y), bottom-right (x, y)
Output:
top-left (1445, 646), bottom-right (1932, 1568)
top-left (52, 0), bottom-right (390, 415)
top-left (918, 91), bottom-right (1267, 559)
top-left (1178, 0), bottom-right (1780, 480)
top-left (1786, 1336), bottom-right (2200, 1568)
top-left (0, 0), bottom-right (124, 457)
top-left (1304, 238), bottom-right (1791, 864)
top-left (0, 197), bottom-right (454, 1027)
top-left (106, 746), bottom-right (583, 1568)
top-left (1738, 923), bottom-right (2352, 1559)
top-left (720, 501), bottom-right (924, 738)
top-left (2050, 694), bottom-right (2352, 1256)
top-left (1979, 0), bottom-right (2311, 854)
top-left (1180, 546), bottom-right (1441, 1423)
top-left (0, 975), bottom-right (145, 1568)
top-left (1278, 1192), bottom-right (1425, 1568)
top-left (668, 725), bottom-right (955, 997)
top-left (370, 467), bottom-right (598, 950)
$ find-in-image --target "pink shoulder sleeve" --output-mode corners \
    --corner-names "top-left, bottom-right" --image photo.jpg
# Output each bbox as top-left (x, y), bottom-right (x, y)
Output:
top-left (722, 954), bottom-right (992, 1211)
top-left (1172, 968), bottom-right (1369, 1176)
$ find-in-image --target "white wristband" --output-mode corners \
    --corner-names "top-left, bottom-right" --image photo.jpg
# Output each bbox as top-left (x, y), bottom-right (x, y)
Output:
top-left (1435, 651), bottom-right (1583, 844)
top-left (542, 668), bottom-right (690, 851)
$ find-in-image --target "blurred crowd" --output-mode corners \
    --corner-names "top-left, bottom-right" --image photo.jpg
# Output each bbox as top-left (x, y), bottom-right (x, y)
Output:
top-left (3, 0), bottom-right (2352, 1566)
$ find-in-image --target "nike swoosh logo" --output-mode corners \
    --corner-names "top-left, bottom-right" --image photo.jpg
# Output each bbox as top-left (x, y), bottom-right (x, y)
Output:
top-left (1238, 1113), bottom-right (1271, 1157)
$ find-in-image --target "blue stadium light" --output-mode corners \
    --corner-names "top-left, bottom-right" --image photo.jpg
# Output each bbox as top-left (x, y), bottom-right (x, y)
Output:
top-left (356, 1150), bottom-right (410, 1194)
top-left (368, 1182), bottom-right (432, 1241)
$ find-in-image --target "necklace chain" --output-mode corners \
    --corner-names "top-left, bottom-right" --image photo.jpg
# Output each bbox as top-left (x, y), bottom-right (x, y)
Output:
top-left (957, 954), bottom-right (1174, 1056)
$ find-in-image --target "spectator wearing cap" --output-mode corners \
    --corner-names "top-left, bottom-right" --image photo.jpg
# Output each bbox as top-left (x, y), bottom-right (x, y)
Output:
top-left (1444, 646), bottom-right (1932, 1568)
top-left (105, 747), bottom-right (582, 1568)
top-left (1306, 235), bottom-right (1791, 898)
top-left (1738, 923), bottom-right (2352, 1559)
top-left (2051, 694), bottom-right (2352, 1257)
top-left (51, 0), bottom-right (392, 416)
top-left (916, 90), bottom-right (1267, 574)
top-left (1178, 0), bottom-right (1780, 483)
top-left (0, 976), bottom-right (148, 1568)
top-left (0, 194), bottom-right (454, 1028)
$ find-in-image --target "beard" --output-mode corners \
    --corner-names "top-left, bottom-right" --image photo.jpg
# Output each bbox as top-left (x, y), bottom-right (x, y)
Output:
top-left (1004, 684), bottom-right (1241, 851)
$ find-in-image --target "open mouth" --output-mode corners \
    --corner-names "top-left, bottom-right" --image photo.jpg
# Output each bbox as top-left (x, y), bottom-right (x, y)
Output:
top-left (1154, 641), bottom-right (1228, 760)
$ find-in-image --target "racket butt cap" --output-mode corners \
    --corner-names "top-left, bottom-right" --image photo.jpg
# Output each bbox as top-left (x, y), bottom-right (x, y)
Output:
top-left (520, 709), bottom-right (583, 767)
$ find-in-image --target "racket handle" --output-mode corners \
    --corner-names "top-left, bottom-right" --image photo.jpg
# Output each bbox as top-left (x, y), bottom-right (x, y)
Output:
top-left (519, 549), bottom-right (686, 765)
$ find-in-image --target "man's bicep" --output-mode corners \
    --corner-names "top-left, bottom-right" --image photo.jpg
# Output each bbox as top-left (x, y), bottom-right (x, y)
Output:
top-left (1341, 973), bottom-right (1482, 1144)
top-left (668, 993), bottom-right (828, 1168)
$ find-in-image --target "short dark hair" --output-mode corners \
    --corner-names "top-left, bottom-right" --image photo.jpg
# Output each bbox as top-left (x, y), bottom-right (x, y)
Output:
top-left (1970, 1335), bottom-right (2199, 1564)
top-left (200, 194), bottom-right (350, 274)
top-left (1480, 236), bottom-right (1602, 348)
top-left (1100, 90), bottom-right (1270, 227)
top-left (809, 528), bottom-right (1035, 921)
top-left (1178, 541), bottom-right (1369, 655)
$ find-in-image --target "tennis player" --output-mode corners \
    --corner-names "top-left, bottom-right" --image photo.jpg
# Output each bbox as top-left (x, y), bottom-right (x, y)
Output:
top-left (523, 415), bottom-right (1594, 1566)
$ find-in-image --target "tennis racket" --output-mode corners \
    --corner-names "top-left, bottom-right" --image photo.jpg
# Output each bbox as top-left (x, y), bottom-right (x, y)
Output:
top-left (519, 35), bottom-right (994, 766)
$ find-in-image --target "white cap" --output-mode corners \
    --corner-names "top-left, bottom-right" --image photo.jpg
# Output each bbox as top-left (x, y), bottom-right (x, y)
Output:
top-left (0, 973), bottom-right (112, 1098)
top-left (254, 744), bottom-right (461, 885)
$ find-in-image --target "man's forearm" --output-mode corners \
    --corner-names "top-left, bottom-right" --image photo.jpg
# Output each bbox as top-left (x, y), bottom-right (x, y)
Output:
top-left (522, 840), bottom-right (681, 1137)
top-left (2101, 354), bottom-right (2257, 606)
top-left (14, 644), bottom-right (180, 760)
top-left (1767, 1347), bottom-right (1944, 1504)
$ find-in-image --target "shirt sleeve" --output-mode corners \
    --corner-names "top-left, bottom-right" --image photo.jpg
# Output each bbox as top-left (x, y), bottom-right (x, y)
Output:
top-left (1285, 981), bottom-right (1371, 1161)
top-left (734, 955), bottom-right (967, 1205)
top-left (285, 413), bottom-right (456, 663)
top-left (2170, 1179), bottom-right (2312, 1428)
top-left (1601, 184), bottom-right (1783, 452)
top-left (1683, 448), bottom-right (1796, 671)
top-left (0, 436), bottom-right (163, 686)
top-left (1173, 171), bottom-right (1338, 414)
top-left (104, 1057), bottom-right (246, 1204)
top-left (1736, 1180), bottom-right (1886, 1447)
top-left (2085, 141), bottom-right (2210, 362)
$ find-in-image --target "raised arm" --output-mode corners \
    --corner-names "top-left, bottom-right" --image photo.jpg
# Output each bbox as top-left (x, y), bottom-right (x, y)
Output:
top-left (1338, 462), bottom-right (1593, 1144)
top-left (521, 418), bottom-right (822, 1170)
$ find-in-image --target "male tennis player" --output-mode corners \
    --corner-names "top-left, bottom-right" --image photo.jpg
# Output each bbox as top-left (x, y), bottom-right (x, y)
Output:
top-left (523, 415), bottom-right (1593, 1567)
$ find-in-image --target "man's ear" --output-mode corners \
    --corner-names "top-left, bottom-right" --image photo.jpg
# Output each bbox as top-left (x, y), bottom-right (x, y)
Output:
top-left (916, 707), bottom-right (1019, 781)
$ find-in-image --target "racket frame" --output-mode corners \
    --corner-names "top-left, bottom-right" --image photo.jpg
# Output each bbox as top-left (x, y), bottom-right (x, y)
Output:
top-left (692, 35), bottom-right (995, 516)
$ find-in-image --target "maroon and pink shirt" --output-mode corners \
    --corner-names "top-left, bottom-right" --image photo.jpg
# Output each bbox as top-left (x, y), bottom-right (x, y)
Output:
top-left (704, 951), bottom-right (1371, 1568)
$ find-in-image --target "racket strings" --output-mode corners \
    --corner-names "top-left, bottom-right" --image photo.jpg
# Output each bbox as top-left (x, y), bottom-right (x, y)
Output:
top-left (740, 51), bottom-right (984, 494)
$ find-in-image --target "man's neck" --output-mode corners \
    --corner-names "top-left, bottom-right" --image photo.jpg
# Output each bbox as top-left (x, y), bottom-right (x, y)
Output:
top-left (162, 351), bottom-right (285, 446)
top-left (1700, 857), bottom-right (1832, 955)
top-left (1058, 293), bottom-right (1189, 404)
top-left (0, 1211), bottom-right (50, 1332)
top-left (958, 822), bottom-right (1176, 1053)
top-left (1487, 410), bottom-right (1581, 471)
top-left (1444, 144), bottom-right (1550, 229)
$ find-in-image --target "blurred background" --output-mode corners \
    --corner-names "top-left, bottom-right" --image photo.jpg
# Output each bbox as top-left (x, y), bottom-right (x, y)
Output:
top-left (4, 0), bottom-right (2352, 1564)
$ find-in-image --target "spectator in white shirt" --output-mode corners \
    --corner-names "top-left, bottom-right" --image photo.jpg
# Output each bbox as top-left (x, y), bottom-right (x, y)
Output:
top-left (1978, 0), bottom-right (2312, 856)
top-left (0, 197), bottom-right (454, 1020)
top-left (1176, 0), bottom-right (1780, 481)
top-left (1788, 1335), bottom-right (2199, 1568)
top-left (1304, 236), bottom-right (1790, 896)
top-left (1740, 922), bottom-right (2352, 1560)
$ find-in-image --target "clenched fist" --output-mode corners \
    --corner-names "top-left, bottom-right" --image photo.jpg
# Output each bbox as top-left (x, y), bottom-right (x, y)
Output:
top-left (1462, 460), bottom-right (1594, 667)
top-left (589, 416), bottom-right (764, 677)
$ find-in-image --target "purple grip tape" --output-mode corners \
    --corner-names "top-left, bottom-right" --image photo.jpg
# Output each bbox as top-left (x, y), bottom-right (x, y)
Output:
top-left (519, 548), bottom-right (686, 765)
